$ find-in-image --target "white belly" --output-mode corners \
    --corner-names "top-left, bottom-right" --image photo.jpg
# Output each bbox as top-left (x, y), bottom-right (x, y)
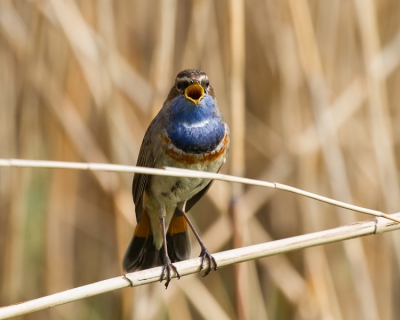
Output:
top-left (149, 153), bottom-right (222, 206)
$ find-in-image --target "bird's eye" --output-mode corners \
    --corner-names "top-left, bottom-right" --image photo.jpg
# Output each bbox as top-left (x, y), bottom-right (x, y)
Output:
top-left (176, 82), bottom-right (182, 91)
top-left (205, 80), bottom-right (210, 87)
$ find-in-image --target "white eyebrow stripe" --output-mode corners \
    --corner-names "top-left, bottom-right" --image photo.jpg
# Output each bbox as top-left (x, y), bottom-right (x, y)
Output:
top-left (198, 74), bottom-right (207, 81)
top-left (177, 74), bottom-right (208, 83)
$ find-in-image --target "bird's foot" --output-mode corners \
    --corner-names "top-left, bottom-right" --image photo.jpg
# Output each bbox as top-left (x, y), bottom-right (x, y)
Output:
top-left (160, 258), bottom-right (180, 289)
top-left (199, 247), bottom-right (217, 276)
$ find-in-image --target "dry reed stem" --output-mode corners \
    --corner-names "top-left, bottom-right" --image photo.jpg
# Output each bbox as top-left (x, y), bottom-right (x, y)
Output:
top-left (2, 158), bottom-right (398, 221)
top-left (0, 213), bottom-right (398, 320)
top-left (292, 2), bottom-right (377, 317)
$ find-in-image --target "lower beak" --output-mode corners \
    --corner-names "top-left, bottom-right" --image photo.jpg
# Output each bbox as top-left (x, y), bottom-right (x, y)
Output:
top-left (184, 83), bottom-right (204, 105)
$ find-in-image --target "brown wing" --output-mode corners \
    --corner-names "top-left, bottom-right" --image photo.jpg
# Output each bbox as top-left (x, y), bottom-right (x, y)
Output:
top-left (132, 120), bottom-right (157, 223)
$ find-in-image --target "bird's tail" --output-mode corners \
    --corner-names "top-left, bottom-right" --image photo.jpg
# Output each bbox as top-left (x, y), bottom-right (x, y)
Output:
top-left (123, 210), bottom-right (191, 272)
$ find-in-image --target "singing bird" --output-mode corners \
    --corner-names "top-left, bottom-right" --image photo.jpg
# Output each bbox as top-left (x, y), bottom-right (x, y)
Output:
top-left (123, 69), bottom-right (230, 288)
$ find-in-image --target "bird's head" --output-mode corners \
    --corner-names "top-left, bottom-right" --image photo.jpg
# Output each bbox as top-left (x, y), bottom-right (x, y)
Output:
top-left (167, 69), bottom-right (215, 106)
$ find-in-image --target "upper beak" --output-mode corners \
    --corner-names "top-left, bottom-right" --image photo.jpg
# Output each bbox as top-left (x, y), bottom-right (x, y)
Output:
top-left (184, 83), bottom-right (204, 105)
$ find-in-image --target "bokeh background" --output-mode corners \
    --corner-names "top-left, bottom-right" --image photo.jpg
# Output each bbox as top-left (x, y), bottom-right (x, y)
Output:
top-left (1, 0), bottom-right (400, 319)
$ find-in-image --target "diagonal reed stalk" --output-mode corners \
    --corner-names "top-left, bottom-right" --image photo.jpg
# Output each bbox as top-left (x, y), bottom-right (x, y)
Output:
top-left (0, 212), bottom-right (399, 320)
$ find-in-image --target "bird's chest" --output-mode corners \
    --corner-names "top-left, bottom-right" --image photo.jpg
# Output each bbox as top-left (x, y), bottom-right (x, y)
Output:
top-left (149, 175), bottom-right (209, 205)
top-left (158, 125), bottom-right (228, 173)
top-left (148, 129), bottom-right (228, 205)
top-left (150, 145), bottom-right (223, 204)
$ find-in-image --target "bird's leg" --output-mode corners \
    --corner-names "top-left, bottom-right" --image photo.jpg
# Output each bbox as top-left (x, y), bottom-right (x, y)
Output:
top-left (178, 203), bottom-right (217, 276)
top-left (159, 216), bottom-right (180, 288)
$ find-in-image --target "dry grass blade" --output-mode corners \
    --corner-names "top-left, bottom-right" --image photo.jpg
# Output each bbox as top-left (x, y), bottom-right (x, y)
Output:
top-left (2, 158), bottom-right (398, 222)
top-left (0, 213), bottom-right (398, 320)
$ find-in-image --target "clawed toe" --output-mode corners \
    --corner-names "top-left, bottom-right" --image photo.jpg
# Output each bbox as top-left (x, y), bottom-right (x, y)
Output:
top-left (161, 261), bottom-right (180, 289)
top-left (199, 247), bottom-right (217, 276)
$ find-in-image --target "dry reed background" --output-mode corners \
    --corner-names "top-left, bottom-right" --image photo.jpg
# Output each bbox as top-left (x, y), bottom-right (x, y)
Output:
top-left (1, 0), bottom-right (400, 319)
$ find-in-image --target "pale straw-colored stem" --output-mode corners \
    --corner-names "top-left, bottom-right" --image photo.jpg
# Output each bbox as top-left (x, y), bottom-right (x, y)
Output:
top-left (1, 159), bottom-right (398, 223)
top-left (0, 213), bottom-right (398, 319)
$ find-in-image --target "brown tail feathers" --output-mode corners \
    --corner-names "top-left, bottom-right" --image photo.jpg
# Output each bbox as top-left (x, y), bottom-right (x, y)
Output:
top-left (123, 210), bottom-right (191, 272)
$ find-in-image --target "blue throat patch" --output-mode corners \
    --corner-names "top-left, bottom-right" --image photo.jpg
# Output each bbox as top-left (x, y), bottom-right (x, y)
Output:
top-left (167, 94), bottom-right (225, 154)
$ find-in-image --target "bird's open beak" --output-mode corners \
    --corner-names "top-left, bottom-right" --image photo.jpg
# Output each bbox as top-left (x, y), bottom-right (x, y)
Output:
top-left (184, 83), bottom-right (204, 105)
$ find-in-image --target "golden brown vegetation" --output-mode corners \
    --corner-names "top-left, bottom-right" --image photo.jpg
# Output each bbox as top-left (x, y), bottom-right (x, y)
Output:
top-left (1, 0), bottom-right (400, 319)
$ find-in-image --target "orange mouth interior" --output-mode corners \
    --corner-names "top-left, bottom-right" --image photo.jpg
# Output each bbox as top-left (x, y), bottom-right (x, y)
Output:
top-left (184, 83), bottom-right (204, 104)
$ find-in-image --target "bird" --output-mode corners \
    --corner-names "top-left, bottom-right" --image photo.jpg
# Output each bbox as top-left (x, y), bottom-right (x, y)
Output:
top-left (123, 69), bottom-right (230, 288)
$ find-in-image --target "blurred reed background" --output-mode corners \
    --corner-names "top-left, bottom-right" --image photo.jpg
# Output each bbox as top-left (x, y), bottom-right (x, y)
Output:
top-left (1, 0), bottom-right (400, 319)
